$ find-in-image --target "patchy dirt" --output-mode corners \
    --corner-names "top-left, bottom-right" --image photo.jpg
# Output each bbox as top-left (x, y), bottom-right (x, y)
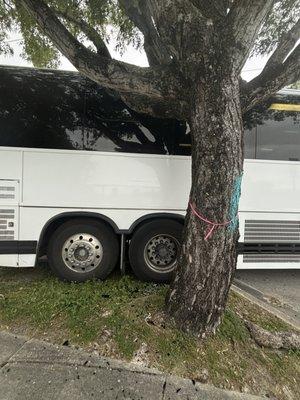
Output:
top-left (132, 342), bottom-right (150, 367)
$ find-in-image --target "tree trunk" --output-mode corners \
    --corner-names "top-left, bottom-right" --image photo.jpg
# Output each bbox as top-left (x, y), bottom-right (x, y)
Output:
top-left (166, 74), bottom-right (244, 337)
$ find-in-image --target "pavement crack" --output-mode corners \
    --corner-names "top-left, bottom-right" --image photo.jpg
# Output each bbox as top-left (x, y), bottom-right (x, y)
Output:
top-left (161, 378), bottom-right (167, 400)
top-left (3, 358), bottom-right (162, 378)
top-left (0, 337), bottom-right (31, 370)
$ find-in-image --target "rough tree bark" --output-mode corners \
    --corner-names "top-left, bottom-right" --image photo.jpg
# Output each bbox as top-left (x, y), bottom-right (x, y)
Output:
top-left (16, 0), bottom-right (300, 337)
top-left (166, 63), bottom-right (244, 335)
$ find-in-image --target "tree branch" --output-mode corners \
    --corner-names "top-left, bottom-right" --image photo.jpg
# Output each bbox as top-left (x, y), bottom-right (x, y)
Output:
top-left (188, 0), bottom-right (227, 19)
top-left (54, 8), bottom-right (111, 58)
top-left (144, 0), bottom-right (208, 63)
top-left (118, 0), bottom-right (171, 66)
top-left (18, 0), bottom-right (184, 113)
top-left (241, 44), bottom-right (300, 112)
top-left (262, 18), bottom-right (300, 69)
top-left (227, 0), bottom-right (276, 70)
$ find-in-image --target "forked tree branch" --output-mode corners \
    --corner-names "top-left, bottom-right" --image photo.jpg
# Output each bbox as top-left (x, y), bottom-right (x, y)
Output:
top-left (241, 44), bottom-right (300, 112)
top-left (227, 0), bottom-right (276, 70)
top-left (18, 0), bottom-right (185, 116)
top-left (54, 8), bottom-right (111, 58)
top-left (54, 6), bottom-right (189, 118)
top-left (118, 0), bottom-right (171, 66)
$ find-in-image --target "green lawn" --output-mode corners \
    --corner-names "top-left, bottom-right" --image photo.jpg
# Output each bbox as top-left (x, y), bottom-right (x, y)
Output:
top-left (0, 266), bottom-right (299, 399)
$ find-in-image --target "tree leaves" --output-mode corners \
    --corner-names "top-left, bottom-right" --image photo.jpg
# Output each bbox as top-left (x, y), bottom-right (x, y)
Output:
top-left (252, 0), bottom-right (300, 56)
top-left (1, 0), bottom-right (142, 68)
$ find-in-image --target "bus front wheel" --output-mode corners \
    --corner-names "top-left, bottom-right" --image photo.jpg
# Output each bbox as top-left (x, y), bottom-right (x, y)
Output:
top-left (47, 219), bottom-right (119, 282)
top-left (129, 219), bottom-right (183, 283)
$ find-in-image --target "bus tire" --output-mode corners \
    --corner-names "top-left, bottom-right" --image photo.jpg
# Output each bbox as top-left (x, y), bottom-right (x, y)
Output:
top-left (129, 219), bottom-right (183, 283)
top-left (47, 219), bottom-right (119, 282)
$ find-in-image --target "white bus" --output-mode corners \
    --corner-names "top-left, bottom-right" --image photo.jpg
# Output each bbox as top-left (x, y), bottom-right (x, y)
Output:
top-left (0, 66), bottom-right (299, 282)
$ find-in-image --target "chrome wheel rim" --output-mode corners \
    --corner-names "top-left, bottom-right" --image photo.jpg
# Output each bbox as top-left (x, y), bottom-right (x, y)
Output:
top-left (62, 233), bottom-right (103, 273)
top-left (144, 234), bottom-right (179, 273)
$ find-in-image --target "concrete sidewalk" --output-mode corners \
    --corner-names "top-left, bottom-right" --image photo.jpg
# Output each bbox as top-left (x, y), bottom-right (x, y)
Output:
top-left (233, 270), bottom-right (300, 330)
top-left (0, 331), bottom-right (261, 400)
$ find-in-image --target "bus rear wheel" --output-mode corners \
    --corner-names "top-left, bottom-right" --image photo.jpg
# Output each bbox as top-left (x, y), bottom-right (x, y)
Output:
top-left (129, 219), bottom-right (183, 283)
top-left (47, 219), bottom-right (119, 282)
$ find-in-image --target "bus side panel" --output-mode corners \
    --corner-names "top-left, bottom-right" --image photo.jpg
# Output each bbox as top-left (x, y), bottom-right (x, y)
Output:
top-left (22, 150), bottom-right (191, 210)
top-left (241, 159), bottom-right (300, 213)
top-left (18, 254), bottom-right (36, 267)
top-left (240, 89), bottom-right (300, 268)
top-left (19, 206), bottom-right (186, 242)
top-left (239, 160), bottom-right (300, 269)
top-left (0, 149), bottom-right (23, 181)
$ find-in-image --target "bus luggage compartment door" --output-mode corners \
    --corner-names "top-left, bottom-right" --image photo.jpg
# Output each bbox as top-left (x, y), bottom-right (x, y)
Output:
top-left (0, 180), bottom-right (19, 267)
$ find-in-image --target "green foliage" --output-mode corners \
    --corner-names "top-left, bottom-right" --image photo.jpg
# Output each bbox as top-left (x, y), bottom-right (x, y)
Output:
top-left (0, 0), bottom-right (141, 68)
top-left (0, 1), bottom-right (15, 56)
top-left (1, 1), bottom-right (299, 69)
top-left (252, 0), bottom-right (300, 56)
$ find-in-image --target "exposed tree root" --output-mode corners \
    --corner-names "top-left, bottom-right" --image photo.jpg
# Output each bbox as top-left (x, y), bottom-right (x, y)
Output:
top-left (244, 319), bottom-right (300, 350)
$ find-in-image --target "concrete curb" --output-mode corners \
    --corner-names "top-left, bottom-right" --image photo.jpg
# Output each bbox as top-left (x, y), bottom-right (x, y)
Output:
top-left (232, 281), bottom-right (300, 331)
top-left (0, 330), bottom-right (262, 400)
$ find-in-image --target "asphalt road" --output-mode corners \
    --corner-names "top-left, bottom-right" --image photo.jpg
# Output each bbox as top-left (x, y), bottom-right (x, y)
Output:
top-left (234, 269), bottom-right (300, 326)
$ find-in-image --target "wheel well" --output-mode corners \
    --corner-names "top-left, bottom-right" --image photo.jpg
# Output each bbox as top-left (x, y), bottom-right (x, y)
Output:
top-left (36, 212), bottom-right (120, 261)
top-left (128, 213), bottom-right (185, 237)
top-left (36, 212), bottom-right (185, 263)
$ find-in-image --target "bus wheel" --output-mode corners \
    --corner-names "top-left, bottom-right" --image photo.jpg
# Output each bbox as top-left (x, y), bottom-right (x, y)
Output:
top-left (47, 219), bottom-right (119, 282)
top-left (129, 219), bottom-right (183, 283)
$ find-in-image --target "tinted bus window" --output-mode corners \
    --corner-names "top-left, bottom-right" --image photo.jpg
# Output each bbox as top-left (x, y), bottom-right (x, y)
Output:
top-left (172, 122), bottom-right (191, 155)
top-left (84, 81), bottom-right (185, 155)
top-left (244, 128), bottom-right (256, 159)
top-left (256, 94), bottom-right (300, 161)
top-left (0, 68), bottom-right (85, 150)
top-left (243, 108), bottom-right (257, 159)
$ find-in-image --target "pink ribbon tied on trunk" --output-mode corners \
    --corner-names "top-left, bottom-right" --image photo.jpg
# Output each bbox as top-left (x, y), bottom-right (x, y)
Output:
top-left (189, 201), bottom-right (234, 241)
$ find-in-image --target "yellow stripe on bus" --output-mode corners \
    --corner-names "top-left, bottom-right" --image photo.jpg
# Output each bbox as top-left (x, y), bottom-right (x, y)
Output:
top-left (269, 103), bottom-right (300, 111)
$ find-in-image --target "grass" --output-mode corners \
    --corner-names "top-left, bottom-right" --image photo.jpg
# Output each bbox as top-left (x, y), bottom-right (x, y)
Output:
top-left (0, 266), bottom-right (299, 399)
